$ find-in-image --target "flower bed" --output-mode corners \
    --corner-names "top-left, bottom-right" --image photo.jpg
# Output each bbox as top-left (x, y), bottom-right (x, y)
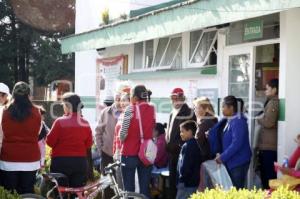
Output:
top-left (190, 186), bottom-right (300, 199)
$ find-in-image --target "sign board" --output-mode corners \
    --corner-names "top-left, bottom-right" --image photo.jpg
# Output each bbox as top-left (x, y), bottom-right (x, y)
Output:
top-left (96, 55), bottom-right (124, 119)
top-left (244, 19), bottom-right (263, 41)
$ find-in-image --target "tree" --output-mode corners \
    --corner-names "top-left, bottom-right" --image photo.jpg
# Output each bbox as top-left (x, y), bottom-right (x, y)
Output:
top-left (0, 0), bottom-right (74, 89)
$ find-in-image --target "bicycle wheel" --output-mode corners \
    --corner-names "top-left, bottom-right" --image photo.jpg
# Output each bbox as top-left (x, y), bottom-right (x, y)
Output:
top-left (120, 191), bottom-right (148, 199)
top-left (21, 193), bottom-right (45, 199)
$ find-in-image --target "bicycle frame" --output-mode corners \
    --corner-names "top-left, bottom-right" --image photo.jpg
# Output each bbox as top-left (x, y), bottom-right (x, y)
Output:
top-left (45, 162), bottom-right (124, 199)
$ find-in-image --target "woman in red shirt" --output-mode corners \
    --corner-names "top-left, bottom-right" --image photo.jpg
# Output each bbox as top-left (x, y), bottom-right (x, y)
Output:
top-left (46, 93), bottom-right (93, 189)
top-left (0, 81), bottom-right (41, 194)
top-left (119, 85), bottom-right (155, 198)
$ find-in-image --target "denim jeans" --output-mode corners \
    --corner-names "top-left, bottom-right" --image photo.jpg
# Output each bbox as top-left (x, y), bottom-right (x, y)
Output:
top-left (227, 162), bottom-right (250, 189)
top-left (176, 183), bottom-right (197, 199)
top-left (121, 156), bottom-right (152, 198)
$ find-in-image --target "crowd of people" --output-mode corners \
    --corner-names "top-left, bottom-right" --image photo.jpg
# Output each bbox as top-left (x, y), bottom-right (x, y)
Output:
top-left (0, 78), bottom-right (295, 199)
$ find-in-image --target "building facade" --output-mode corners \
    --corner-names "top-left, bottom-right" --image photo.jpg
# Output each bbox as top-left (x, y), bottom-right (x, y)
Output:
top-left (62, 0), bottom-right (300, 184)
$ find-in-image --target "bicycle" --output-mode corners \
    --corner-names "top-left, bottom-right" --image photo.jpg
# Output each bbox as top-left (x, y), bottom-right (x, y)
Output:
top-left (21, 161), bottom-right (148, 199)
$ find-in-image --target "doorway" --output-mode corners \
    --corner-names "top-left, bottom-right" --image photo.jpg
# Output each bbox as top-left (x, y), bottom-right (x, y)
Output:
top-left (254, 44), bottom-right (279, 115)
top-left (224, 42), bottom-right (280, 188)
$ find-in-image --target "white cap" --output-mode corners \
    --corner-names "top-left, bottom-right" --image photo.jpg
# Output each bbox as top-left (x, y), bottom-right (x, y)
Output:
top-left (0, 83), bottom-right (10, 95)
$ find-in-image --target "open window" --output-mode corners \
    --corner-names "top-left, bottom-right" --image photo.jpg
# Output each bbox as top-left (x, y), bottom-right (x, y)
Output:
top-left (189, 29), bottom-right (217, 67)
top-left (133, 36), bottom-right (182, 71)
top-left (153, 36), bottom-right (182, 69)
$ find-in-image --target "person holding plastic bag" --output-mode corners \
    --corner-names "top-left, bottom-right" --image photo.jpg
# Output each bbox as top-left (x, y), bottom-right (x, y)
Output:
top-left (119, 85), bottom-right (155, 198)
top-left (214, 96), bottom-right (252, 189)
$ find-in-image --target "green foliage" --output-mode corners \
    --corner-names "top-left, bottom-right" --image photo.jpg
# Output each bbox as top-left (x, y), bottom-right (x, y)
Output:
top-left (0, 186), bottom-right (22, 199)
top-left (30, 35), bottom-right (75, 86)
top-left (102, 9), bottom-right (109, 25)
top-left (190, 186), bottom-right (300, 199)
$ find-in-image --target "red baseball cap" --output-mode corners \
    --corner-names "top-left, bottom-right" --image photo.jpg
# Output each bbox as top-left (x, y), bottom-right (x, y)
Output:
top-left (171, 88), bottom-right (184, 96)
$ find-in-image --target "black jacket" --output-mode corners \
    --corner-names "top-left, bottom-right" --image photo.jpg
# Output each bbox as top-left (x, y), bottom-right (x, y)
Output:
top-left (195, 113), bottom-right (218, 160)
top-left (166, 103), bottom-right (196, 156)
top-left (177, 138), bottom-right (202, 187)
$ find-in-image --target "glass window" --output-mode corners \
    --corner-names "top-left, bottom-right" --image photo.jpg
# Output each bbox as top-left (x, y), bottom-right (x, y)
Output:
top-left (145, 40), bottom-right (153, 68)
top-left (153, 38), bottom-right (169, 67)
top-left (134, 42), bottom-right (143, 69)
top-left (189, 30), bottom-right (202, 60)
top-left (172, 42), bottom-right (182, 69)
top-left (191, 30), bottom-right (217, 64)
top-left (227, 13), bottom-right (279, 45)
top-left (161, 37), bottom-right (181, 66)
top-left (228, 54), bottom-right (250, 102)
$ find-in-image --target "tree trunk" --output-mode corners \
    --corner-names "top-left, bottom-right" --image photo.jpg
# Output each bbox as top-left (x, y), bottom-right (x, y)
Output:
top-left (11, 13), bottom-right (19, 83)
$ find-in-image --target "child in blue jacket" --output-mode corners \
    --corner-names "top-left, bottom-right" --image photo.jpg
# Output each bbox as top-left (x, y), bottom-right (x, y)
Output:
top-left (176, 120), bottom-right (208, 199)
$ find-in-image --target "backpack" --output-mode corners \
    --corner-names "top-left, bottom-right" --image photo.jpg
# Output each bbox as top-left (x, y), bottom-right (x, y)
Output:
top-left (136, 105), bottom-right (157, 166)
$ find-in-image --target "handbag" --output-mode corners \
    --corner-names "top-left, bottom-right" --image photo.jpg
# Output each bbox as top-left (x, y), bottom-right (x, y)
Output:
top-left (136, 105), bottom-right (157, 166)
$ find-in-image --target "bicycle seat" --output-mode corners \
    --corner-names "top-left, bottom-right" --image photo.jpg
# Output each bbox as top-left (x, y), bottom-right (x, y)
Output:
top-left (43, 173), bottom-right (68, 181)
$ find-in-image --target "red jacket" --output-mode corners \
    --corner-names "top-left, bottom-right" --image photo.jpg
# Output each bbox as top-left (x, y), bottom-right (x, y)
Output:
top-left (47, 113), bottom-right (93, 157)
top-left (113, 113), bottom-right (123, 155)
top-left (154, 134), bottom-right (168, 168)
top-left (121, 103), bottom-right (155, 156)
top-left (289, 147), bottom-right (300, 168)
top-left (1, 107), bottom-right (41, 162)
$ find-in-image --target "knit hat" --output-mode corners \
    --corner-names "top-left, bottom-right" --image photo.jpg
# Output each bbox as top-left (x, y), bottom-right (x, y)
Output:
top-left (12, 81), bottom-right (30, 97)
top-left (0, 83), bottom-right (10, 95)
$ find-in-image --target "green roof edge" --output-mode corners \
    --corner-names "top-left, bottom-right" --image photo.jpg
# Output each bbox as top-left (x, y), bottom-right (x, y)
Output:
top-left (130, 0), bottom-right (186, 18)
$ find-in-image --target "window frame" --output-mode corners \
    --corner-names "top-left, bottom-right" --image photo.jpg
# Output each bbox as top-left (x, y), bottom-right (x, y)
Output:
top-left (153, 35), bottom-right (182, 70)
top-left (133, 40), bottom-right (156, 72)
top-left (188, 28), bottom-right (218, 68)
top-left (132, 34), bottom-right (182, 72)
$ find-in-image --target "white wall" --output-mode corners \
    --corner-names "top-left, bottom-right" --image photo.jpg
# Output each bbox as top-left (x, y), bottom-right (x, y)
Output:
top-left (75, 0), bottom-right (170, 33)
top-left (75, 50), bottom-right (99, 131)
top-left (278, 8), bottom-right (300, 163)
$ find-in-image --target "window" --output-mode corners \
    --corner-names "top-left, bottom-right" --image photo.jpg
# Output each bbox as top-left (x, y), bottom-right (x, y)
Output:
top-left (133, 42), bottom-right (143, 69)
top-left (161, 37), bottom-right (181, 67)
top-left (145, 40), bottom-right (153, 68)
top-left (134, 40), bottom-right (154, 70)
top-left (153, 36), bottom-right (182, 69)
top-left (153, 38), bottom-right (169, 67)
top-left (133, 36), bottom-right (182, 70)
top-left (227, 13), bottom-right (279, 45)
top-left (228, 54), bottom-right (250, 103)
top-left (189, 29), bottom-right (217, 66)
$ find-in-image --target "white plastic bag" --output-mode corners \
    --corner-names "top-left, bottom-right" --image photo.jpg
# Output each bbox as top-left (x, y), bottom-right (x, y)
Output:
top-left (202, 160), bottom-right (233, 190)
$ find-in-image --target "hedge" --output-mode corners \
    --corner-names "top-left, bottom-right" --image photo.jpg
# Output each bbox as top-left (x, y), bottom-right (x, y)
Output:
top-left (0, 186), bottom-right (21, 199)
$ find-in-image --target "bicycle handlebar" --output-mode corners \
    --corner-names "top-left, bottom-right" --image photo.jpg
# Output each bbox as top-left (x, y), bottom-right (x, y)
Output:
top-left (104, 161), bottom-right (124, 174)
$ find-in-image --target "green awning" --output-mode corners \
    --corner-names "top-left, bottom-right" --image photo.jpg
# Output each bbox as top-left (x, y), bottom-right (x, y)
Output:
top-left (61, 0), bottom-right (300, 54)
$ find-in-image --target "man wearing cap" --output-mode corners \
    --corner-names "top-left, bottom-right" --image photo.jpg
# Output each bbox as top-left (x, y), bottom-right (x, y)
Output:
top-left (166, 88), bottom-right (196, 199)
top-left (95, 93), bottom-right (122, 199)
